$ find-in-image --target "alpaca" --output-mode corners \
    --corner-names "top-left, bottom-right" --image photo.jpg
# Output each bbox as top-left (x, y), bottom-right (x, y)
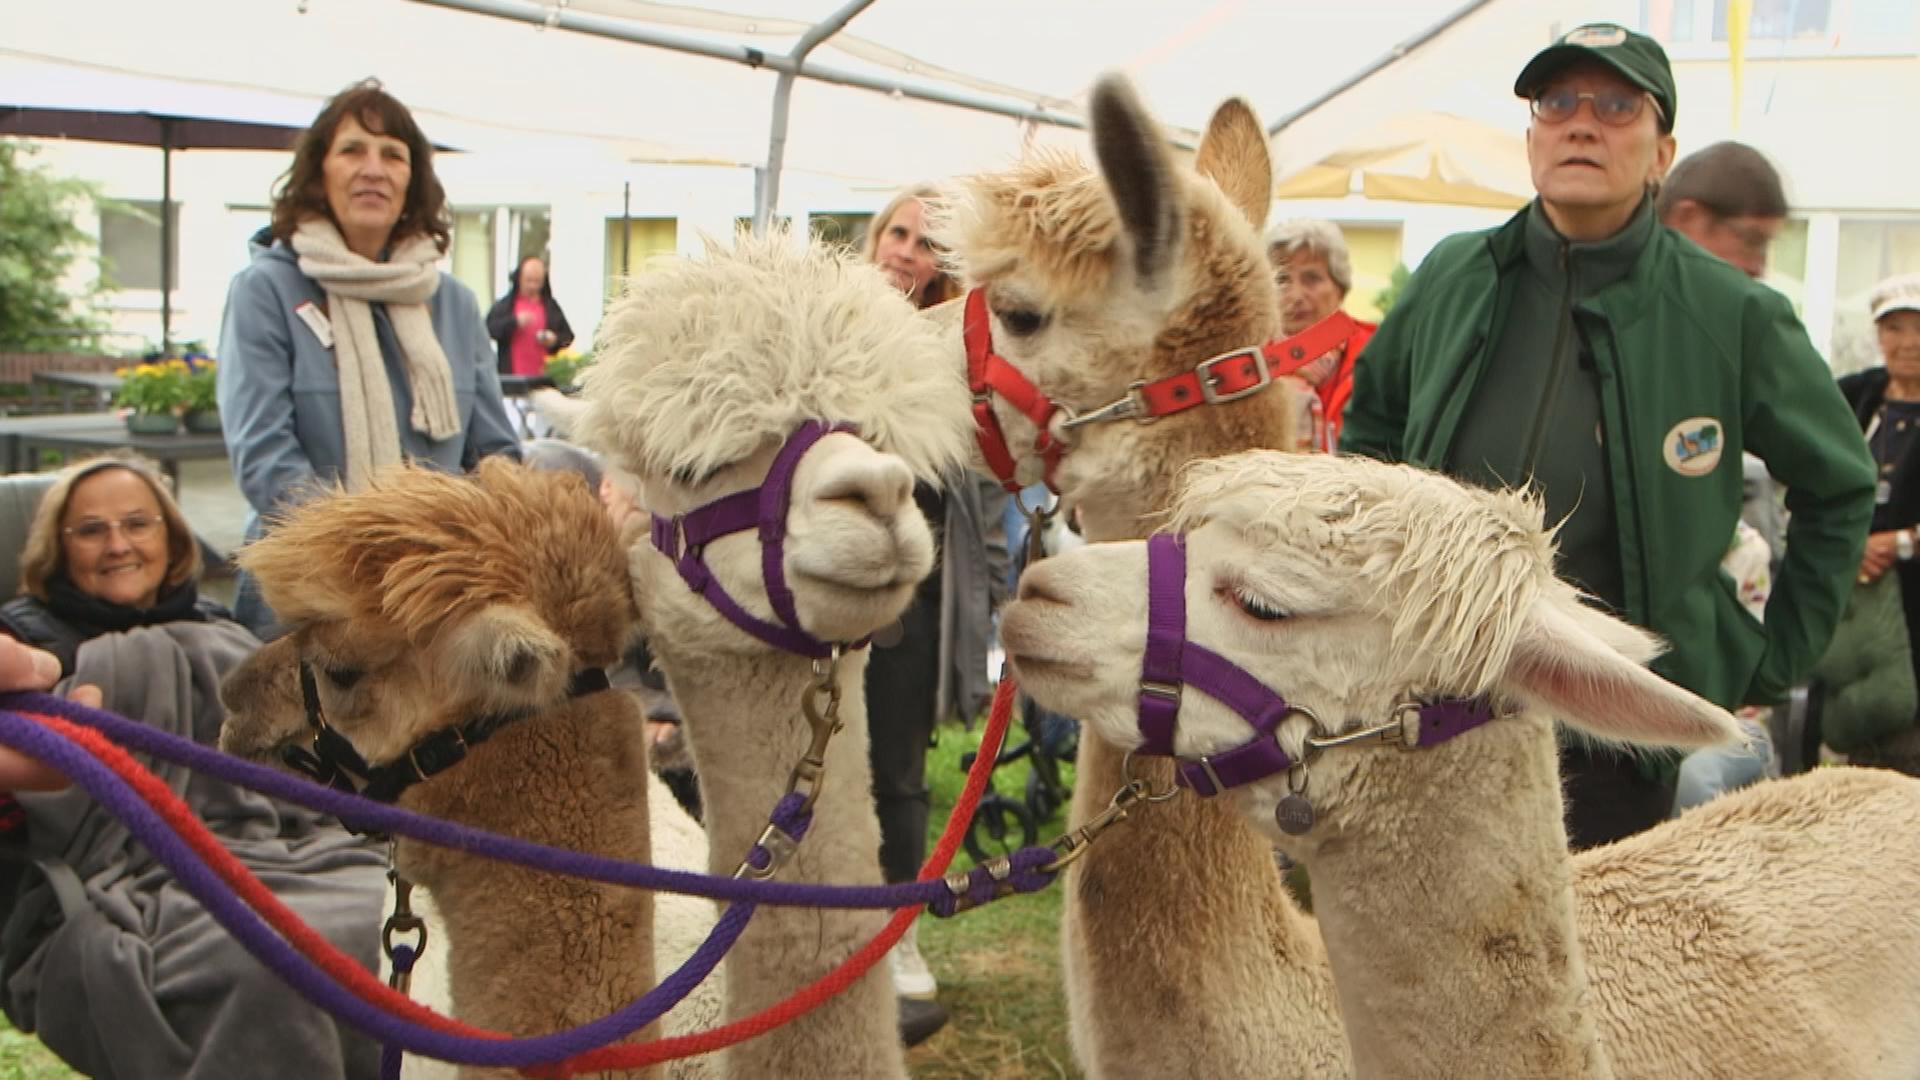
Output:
top-left (385, 777), bottom-right (724, 1080)
top-left (1003, 448), bottom-right (1920, 1080)
top-left (927, 75), bottom-right (1350, 1078)
top-left (570, 229), bottom-right (976, 1080)
top-left (218, 460), bottom-right (664, 1080)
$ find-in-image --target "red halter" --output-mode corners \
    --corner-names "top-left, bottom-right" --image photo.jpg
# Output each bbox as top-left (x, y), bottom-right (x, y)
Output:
top-left (963, 287), bottom-right (1361, 493)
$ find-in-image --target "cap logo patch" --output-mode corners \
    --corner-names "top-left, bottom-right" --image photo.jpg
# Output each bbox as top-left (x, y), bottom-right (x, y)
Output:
top-left (1565, 25), bottom-right (1628, 46)
top-left (1663, 417), bottom-right (1724, 477)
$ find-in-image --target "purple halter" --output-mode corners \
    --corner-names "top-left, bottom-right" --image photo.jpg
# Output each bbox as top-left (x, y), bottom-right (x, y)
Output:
top-left (1141, 533), bottom-right (1498, 797)
top-left (650, 421), bottom-right (864, 660)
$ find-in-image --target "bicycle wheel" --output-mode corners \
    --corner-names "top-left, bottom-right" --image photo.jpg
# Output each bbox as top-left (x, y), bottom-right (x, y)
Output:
top-left (964, 794), bottom-right (1037, 865)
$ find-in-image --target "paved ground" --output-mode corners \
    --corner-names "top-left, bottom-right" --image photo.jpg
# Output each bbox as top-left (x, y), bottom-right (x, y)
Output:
top-left (174, 457), bottom-right (251, 608)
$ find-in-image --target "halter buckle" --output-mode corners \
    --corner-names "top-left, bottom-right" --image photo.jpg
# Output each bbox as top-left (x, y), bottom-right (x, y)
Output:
top-left (1139, 680), bottom-right (1182, 703)
top-left (1196, 347), bottom-right (1271, 404)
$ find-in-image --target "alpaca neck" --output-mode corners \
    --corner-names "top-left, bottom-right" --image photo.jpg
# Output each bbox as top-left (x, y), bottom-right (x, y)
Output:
top-left (396, 695), bottom-right (657, 1061)
top-left (1303, 713), bottom-right (1611, 1080)
top-left (1063, 487), bottom-right (1349, 1078)
top-left (659, 644), bottom-right (906, 1080)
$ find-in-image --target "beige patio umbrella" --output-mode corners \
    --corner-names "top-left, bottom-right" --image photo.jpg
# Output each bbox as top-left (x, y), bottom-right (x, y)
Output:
top-left (1273, 111), bottom-right (1531, 210)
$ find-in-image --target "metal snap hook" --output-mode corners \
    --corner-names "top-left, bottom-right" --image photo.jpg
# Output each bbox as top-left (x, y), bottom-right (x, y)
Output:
top-left (1121, 750), bottom-right (1182, 803)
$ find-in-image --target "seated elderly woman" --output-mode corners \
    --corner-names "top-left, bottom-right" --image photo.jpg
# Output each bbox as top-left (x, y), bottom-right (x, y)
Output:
top-left (1264, 218), bottom-right (1378, 451)
top-left (0, 453), bottom-right (387, 1080)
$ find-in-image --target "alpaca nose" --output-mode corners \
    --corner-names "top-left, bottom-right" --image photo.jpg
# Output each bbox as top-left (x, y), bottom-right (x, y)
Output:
top-left (814, 453), bottom-right (913, 522)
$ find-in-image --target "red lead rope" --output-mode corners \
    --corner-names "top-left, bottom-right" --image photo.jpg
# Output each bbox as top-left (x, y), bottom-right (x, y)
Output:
top-left (964, 287), bottom-right (1361, 493)
top-left (13, 676), bottom-right (1022, 1075)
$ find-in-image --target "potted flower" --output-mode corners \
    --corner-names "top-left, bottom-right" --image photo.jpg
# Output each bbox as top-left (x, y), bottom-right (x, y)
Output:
top-left (543, 348), bottom-right (593, 392)
top-left (113, 359), bottom-right (191, 434)
top-left (181, 355), bottom-right (221, 434)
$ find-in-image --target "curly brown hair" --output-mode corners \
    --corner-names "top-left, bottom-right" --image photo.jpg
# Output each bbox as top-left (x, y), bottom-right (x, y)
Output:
top-left (270, 79), bottom-right (451, 253)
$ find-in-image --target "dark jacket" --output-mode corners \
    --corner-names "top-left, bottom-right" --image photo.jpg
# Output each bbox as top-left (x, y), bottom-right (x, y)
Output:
top-left (1839, 367), bottom-right (1920, 530)
top-left (1342, 201), bottom-right (1876, 710)
top-left (484, 266), bottom-right (574, 375)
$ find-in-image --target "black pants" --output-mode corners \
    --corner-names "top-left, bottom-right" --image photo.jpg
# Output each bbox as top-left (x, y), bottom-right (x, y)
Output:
top-left (866, 594), bottom-right (940, 885)
top-left (1560, 740), bottom-right (1677, 852)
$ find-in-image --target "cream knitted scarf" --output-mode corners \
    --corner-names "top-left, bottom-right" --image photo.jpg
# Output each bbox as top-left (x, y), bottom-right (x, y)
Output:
top-left (291, 217), bottom-right (462, 491)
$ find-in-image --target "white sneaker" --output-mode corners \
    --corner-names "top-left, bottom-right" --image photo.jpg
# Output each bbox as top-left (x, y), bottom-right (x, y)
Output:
top-left (888, 921), bottom-right (938, 999)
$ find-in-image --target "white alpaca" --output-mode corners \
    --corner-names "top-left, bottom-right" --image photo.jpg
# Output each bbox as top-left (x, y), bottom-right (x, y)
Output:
top-left (929, 75), bottom-right (1350, 1078)
top-left (572, 229), bottom-right (976, 1080)
top-left (1004, 449), bottom-right (1920, 1080)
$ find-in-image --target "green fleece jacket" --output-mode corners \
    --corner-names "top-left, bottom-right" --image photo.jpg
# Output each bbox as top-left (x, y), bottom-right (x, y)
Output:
top-left (1342, 201), bottom-right (1874, 710)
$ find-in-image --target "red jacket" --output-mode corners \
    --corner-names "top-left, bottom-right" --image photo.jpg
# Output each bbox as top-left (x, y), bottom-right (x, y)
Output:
top-left (1313, 319), bottom-right (1375, 451)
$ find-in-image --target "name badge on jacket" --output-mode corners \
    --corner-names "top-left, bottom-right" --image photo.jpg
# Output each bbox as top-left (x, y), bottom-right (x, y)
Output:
top-left (294, 301), bottom-right (334, 349)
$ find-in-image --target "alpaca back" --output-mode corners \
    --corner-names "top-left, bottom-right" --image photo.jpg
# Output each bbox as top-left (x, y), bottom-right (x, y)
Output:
top-left (1577, 767), bottom-right (1920, 1080)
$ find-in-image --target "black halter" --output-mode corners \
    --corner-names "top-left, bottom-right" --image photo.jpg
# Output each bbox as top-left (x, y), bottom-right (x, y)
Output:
top-left (281, 662), bottom-right (612, 812)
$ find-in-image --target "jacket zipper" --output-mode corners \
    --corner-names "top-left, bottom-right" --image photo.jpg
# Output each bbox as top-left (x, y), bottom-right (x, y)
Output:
top-left (1520, 240), bottom-right (1575, 476)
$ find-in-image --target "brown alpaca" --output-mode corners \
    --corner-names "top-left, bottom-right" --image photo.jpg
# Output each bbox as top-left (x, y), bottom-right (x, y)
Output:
top-left (927, 76), bottom-right (1350, 1079)
top-left (219, 459), bottom-right (661, 1080)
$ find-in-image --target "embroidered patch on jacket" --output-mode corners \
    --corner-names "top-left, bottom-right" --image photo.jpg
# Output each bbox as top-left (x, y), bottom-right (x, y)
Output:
top-left (1663, 417), bottom-right (1723, 477)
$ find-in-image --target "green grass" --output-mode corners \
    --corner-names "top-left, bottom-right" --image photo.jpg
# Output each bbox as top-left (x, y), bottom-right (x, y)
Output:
top-left (0, 714), bottom-right (1088, 1080)
top-left (0, 1023), bottom-right (72, 1079)
top-left (908, 715), bottom-right (1084, 1080)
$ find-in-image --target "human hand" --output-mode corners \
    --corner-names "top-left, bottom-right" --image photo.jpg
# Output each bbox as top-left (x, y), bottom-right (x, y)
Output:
top-left (516, 310), bottom-right (533, 327)
top-left (1859, 531), bottom-right (1901, 584)
top-left (0, 639), bottom-right (93, 791)
top-left (537, 329), bottom-right (557, 347)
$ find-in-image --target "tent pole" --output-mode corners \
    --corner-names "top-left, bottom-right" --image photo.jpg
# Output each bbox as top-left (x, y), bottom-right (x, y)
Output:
top-left (755, 0), bottom-right (877, 235)
top-left (621, 181), bottom-right (631, 277)
top-left (160, 117), bottom-right (174, 356)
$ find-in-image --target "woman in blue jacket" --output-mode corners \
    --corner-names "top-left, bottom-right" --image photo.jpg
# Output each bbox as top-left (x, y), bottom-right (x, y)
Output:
top-left (216, 80), bottom-right (518, 637)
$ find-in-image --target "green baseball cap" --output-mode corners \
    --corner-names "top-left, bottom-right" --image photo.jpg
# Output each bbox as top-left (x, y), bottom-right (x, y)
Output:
top-left (1514, 23), bottom-right (1677, 132)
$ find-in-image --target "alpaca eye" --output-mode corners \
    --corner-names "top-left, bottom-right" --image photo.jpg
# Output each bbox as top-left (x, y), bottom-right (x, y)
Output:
top-left (998, 307), bottom-right (1048, 337)
top-left (324, 666), bottom-right (365, 691)
top-left (1231, 588), bottom-right (1290, 622)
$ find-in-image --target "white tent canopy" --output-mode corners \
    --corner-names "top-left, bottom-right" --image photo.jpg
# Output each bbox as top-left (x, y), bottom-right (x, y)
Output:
top-left (6, 0), bottom-right (1517, 197)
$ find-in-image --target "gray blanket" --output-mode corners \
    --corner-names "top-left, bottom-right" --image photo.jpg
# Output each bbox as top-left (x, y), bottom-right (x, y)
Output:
top-left (2, 620), bottom-right (389, 1080)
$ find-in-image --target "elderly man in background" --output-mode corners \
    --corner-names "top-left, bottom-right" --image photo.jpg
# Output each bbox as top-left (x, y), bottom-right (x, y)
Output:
top-left (1264, 218), bottom-right (1375, 451)
top-left (1342, 23), bottom-right (1874, 850)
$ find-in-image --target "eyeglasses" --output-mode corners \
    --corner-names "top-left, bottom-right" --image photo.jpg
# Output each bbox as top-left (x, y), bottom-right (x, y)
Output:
top-left (62, 515), bottom-right (161, 546)
top-left (1530, 88), bottom-right (1661, 127)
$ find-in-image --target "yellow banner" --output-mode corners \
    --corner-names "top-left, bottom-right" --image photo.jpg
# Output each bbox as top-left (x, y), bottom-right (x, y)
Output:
top-left (1728, 0), bottom-right (1752, 131)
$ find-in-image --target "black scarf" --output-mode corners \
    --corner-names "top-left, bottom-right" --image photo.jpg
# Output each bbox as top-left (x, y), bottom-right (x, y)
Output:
top-left (42, 575), bottom-right (206, 642)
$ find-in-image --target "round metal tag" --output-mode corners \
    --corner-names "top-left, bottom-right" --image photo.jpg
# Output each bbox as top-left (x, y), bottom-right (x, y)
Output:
top-left (1274, 793), bottom-right (1316, 836)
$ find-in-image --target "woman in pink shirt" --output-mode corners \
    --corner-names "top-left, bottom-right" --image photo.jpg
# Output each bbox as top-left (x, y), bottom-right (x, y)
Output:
top-left (485, 255), bottom-right (574, 377)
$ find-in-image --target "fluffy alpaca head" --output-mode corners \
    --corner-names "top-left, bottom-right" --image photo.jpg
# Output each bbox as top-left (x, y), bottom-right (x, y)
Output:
top-left (219, 459), bottom-right (633, 768)
top-left (934, 75), bottom-right (1288, 523)
top-left (569, 228), bottom-right (957, 654)
top-left (573, 226), bottom-right (973, 487)
top-left (1000, 450), bottom-right (1740, 842)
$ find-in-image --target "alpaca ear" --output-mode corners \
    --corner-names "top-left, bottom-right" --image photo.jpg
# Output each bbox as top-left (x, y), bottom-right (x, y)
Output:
top-left (1091, 73), bottom-right (1184, 287)
top-left (1194, 97), bottom-right (1273, 231)
top-left (219, 635), bottom-right (307, 758)
top-left (1503, 593), bottom-right (1741, 749)
top-left (442, 604), bottom-right (570, 707)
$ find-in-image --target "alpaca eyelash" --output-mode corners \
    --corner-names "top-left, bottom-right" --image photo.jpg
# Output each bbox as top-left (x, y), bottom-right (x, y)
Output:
top-left (997, 307), bottom-right (1048, 337)
top-left (323, 666), bottom-right (365, 691)
top-left (1228, 585), bottom-right (1291, 623)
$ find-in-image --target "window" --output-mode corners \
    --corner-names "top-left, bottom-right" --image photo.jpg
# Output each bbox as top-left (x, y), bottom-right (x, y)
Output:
top-left (1643, 0), bottom-right (1914, 47)
top-left (604, 217), bottom-right (678, 299)
top-left (1338, 224), bottom-right (1404, 324)
top-left (449, 208), bottom-right (496, 304)
top-left (809, 212), bottom-right (874, 249)
top-left (1830, 218), bottom-right (1920, 375)
top-left (1760, 217), bottom-right (1810, 313)
top-left (511, 207), bottom-right (551, 266)
top-left (98, 200), bottom-right (180, 292)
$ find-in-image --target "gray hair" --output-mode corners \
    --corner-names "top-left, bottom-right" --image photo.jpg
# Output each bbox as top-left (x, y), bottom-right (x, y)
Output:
top-left (1264, 218), bottom-right (1353, 294)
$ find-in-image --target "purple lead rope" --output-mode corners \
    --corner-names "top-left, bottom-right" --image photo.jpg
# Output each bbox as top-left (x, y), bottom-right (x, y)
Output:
top-left (2, 691), bottom-right (978, 910)
top-left (0, 703), bottom-right (759, 1069)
